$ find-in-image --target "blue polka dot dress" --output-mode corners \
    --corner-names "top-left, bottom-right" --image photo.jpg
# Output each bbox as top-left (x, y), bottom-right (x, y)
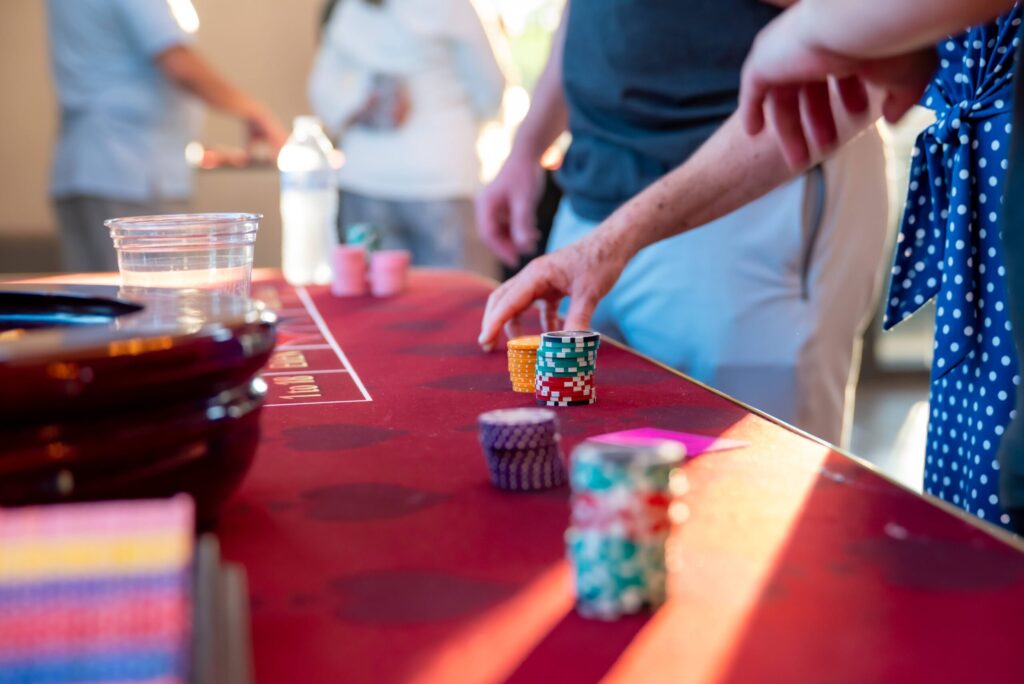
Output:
top-left (885, 10), bottom-right (1023, 529)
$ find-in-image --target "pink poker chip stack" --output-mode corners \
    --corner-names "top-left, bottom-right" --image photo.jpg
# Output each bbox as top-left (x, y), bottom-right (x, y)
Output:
top-left (331, 245), bottom-right (368, 297)
top-left (369, 249), bottom-right (411, 297)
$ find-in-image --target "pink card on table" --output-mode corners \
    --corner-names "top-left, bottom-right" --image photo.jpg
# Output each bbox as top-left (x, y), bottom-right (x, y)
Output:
top-left (589, 427), bottom-right (748, 458)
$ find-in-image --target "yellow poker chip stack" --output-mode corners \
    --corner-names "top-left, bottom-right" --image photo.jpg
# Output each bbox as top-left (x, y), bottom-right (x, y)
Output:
top-left (507, 335), bottom-right (541, 393)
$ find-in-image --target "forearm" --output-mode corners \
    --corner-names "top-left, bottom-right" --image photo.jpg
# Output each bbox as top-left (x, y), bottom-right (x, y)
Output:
top-left (599, 103), bottom-right (875, 256)
top-left (508, 4), bottom-right (569, 161)
top-left (156, 45), bottom-right (261, 119)
top-left (798, 0), bottom-right (1015, 59)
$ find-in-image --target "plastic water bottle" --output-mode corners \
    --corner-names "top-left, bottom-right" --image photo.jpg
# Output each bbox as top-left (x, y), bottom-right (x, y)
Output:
top-left (278, 116), bottom-right (338, 285)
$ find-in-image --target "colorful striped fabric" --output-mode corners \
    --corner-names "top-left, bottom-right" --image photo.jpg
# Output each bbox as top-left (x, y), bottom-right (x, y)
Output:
top-left (0, 496), bottom-right (193, 684)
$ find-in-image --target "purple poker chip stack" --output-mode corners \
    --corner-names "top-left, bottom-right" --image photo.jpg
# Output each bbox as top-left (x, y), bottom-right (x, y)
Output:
top-left (477, 408), bottom-right (567, 491)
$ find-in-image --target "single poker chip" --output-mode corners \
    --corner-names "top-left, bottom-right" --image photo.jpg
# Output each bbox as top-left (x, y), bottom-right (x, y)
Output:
top-left (538, 397), bottom-right (597, 407)
top-left (535, 362), bottom-right (596, 374)
top-left (536, 374), bottom-right (595, 384)
top-left (537, 372), bottom-right (595, 382)
top-left (508, 335), bottom-right (542, 351)
top-left (536, 383), bottom-right (593, 394)
top-left (536, 361), bottom-right (595, 369)
top-left (537, 391), bottom-right (593, 400)
top-left (539, 340), bottom-right (599, 349)
top-left (479, 420), bottom-right (559, 443)
top-left (536, 359), bottom-right (597, 369)
top-left (537, 350), bottom-right (598, 360)
top-left (536, 355), bottom-right (596, 366)
top-left (536, 350), bottom-right (596, 360)
top-left (537, 388), bottom-right (593, 400)
top-left (478, 407), bottom-right (557, 427)
top-left (542, 330), bottom-right (601, 344)
top-left (535, 368), bottom-right (597, 378)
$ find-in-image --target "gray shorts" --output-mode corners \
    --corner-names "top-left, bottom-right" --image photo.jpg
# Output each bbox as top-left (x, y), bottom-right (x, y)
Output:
top-left (54, 195), bottom-right (187, 273)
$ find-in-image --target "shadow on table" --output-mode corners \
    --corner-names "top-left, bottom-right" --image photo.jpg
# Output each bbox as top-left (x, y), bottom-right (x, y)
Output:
top-left (504, 610), bottom-right (653, 684)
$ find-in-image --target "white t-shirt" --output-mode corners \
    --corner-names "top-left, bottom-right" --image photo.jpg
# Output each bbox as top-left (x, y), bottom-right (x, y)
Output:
top-left (309, 0), bottom-right (510, 201)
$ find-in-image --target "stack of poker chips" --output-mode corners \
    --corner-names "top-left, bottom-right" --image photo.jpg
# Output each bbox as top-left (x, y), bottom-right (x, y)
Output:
top-left (345, 222), bottom-right (381, 252)
top-left (535, 331), bottom-right (601, 406)
top-left (477, 408), bottom-right (567, 491)
top-left (566, 440), bottom-right (687, 620)
top-left (0, 497), bottom-right (195, 683)
top-left (507, 335), bottom-right (541, 393)
top-left (0, 496), bottom-right (253, 684)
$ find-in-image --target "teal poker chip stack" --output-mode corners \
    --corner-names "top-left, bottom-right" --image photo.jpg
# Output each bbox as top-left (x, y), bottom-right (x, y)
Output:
top-left (566, 440), bottom-right (687, 620)
top-left (535, 331), bottom-right (601, 407)
top-left (345, 223), bottom-right (381, 253)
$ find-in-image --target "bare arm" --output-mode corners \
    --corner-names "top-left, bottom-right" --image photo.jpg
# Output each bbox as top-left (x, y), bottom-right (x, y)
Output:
top-left (802, 0), bottom-right (1016, 59)
top-left (475, 3), bottom-right (569, 265)
top-left (156, 45), bottom-right (287, 149)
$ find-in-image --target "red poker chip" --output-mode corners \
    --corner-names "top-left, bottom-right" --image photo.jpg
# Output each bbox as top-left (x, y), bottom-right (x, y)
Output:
top-left (536, 387), bottom-right (596, 399)
top-left (536, 386), bottom-right (593, 397)
top-left (536, 377), bottom-right (594, 388)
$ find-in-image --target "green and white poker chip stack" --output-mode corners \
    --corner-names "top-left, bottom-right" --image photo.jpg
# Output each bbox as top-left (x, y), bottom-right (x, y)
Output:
top-left (566, 440), bottom-right (687, 620)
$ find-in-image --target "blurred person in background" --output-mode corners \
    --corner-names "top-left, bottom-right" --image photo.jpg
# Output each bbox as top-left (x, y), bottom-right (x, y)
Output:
top-left (46, 0), bottom-right (287, 272)
top-left (309, 0), bottom-right (511, 277)
top-left (477, 0), bottom-right (889, 447)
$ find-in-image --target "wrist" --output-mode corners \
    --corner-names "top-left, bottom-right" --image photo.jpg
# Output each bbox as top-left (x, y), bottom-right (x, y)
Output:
top-left (509, 128), bottom-right (551, 166)
top-left (595, 207), bottom-right (645, 267)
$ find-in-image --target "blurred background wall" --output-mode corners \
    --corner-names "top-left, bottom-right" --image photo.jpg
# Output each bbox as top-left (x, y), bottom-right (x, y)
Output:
top-left (0, 0), bottom-right (326, 273)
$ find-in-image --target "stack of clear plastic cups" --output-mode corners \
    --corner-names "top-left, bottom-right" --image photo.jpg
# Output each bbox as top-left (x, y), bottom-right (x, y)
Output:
top-left (567, 440), bottom-right (687, 620)
top-left (106, 213), bottom-right (261, 298)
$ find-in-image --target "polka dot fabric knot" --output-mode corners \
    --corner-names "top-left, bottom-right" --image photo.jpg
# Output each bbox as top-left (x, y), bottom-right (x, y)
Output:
top-left (884, 11), bottom-right (1023, 529)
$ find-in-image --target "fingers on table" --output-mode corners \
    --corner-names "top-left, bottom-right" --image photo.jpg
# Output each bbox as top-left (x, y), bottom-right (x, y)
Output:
top-left (564, 288), bottom-right (596, 332)
top-left (480, 275), bottom-right (538, 350)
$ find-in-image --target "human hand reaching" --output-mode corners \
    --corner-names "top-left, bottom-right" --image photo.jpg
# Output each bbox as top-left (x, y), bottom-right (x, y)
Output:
top-left (478, 231), bottom-right (627, 351)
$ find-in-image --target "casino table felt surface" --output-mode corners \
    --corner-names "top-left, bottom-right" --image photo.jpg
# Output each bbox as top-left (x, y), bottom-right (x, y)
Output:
top-left (38, 271), bottom-right (1023, 683)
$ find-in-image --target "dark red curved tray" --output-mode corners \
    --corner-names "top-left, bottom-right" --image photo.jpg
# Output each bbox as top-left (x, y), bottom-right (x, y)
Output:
top-left (0, 285), bottom-right (276, 520)
top-left (0, 286), bottom-right (276, 425)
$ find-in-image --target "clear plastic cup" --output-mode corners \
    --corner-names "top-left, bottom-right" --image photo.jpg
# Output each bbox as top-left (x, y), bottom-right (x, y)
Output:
top-left (106, 213), bottom-right (261, 297)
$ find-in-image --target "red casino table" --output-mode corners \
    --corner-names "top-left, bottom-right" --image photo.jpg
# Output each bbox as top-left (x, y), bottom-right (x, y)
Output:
top-left (10, 269), bottom-right (1024, 683)
top-left (222, 270), bottom-right (1024, 684)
